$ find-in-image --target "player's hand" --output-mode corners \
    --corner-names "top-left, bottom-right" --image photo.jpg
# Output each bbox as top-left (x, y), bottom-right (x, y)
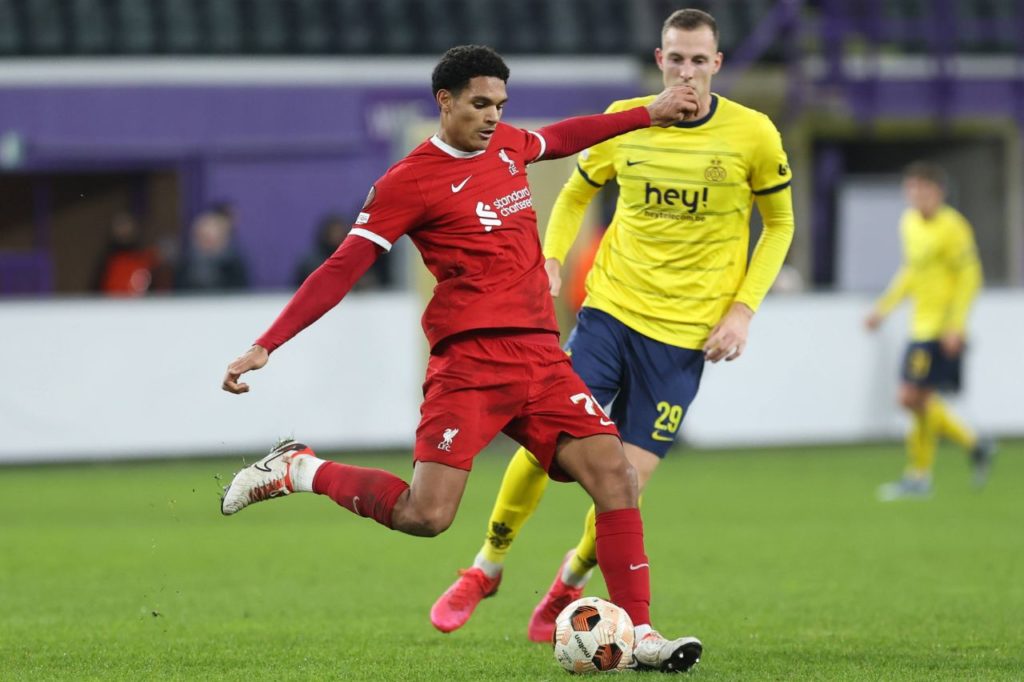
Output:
top-left (864, 311), bottom-right (884, 332)
top-left (222, 345), bottom-right (269, 394)
top-left (704, 303), bottom-right (753, 363)
top-left (544, 258), bottom-right (563, 297)
top-left (690, 92), bottom-right (711, 120)
top-left (646, 85), bottom-right (700, 127)
top-left (940, 331), bottom-right (964, 357)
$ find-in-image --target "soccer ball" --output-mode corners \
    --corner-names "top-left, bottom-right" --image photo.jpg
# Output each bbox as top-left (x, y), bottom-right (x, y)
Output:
top-left (552, 597), bottom-right (635, 674)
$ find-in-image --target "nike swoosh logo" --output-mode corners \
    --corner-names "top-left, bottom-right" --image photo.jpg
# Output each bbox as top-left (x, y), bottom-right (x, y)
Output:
top-left (650, 431), bottom-right (674, 442)
top-left (600, 419), bottom-right (614, 426)
top-left (451, 176), bottom-right (472, 192)
top-left (254, 453), bottom-right (285, 472)
top-left (253, 441), bottom-right (305, 471)
top-left (352, 496), bottom-right (361, 516)
top-left (629, 562), bottom-right (649, 571)
top-left (625, 159), bottom-right (648, 167)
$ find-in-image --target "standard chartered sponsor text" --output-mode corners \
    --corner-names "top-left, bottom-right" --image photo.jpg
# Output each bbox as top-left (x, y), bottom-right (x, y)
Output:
top-left (493, 187), bottom-right (533, 217)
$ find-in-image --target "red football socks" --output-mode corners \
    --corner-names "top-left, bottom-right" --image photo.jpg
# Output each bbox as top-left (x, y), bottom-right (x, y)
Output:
top-left (312, 461), bottom-right (410, 529)
top-left (595, 508), bottom-right (652, 627)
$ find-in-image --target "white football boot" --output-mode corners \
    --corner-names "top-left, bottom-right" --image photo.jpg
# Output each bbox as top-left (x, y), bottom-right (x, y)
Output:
top-left (220, 439), bottom-right (314, 516)
top-left (633, 632), bottom-right (703, 673)
top-left (876, 476), bottom-right (932, 502)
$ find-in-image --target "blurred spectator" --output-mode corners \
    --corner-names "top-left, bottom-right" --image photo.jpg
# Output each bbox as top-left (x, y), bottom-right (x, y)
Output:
top-left (93, 212), bottom-right (158, 297)
top-left (175, 210), bottom-right (249, 291)
top-left (294, 212), bottom-right (393, 290)
top-left (151, 234), bottom-right (180, 291)
top-left (210, 200), bottom-right (237, 232)
top-left (293, 213), bottom-right (347, 286)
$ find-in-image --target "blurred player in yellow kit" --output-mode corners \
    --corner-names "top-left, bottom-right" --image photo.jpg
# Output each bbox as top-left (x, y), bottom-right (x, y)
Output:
top-left (430, 9), bottom-right (795, 640)
top-left (867, 162), bottom-right (994, 501)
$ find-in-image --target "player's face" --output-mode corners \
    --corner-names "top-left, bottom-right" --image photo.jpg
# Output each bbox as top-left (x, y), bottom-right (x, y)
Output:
top-left (903, 177), bottom-right (944, 217)
top-left (437, 76), bottom-right (508, 152)
top-left (656, 27), bottom-right (722, 114)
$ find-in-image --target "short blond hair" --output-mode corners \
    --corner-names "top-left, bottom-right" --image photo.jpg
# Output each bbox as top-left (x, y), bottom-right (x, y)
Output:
top-left (662, 8), bottom-right (719, 44)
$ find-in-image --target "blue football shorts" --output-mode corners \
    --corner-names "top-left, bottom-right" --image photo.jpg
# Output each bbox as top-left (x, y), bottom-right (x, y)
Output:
top-left (565, 307), bottom-right (705, 458)
top-left (901, 339), bottom-right (963, 392)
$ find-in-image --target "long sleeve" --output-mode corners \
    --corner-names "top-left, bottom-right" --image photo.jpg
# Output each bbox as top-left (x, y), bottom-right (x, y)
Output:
top-left (875, 266), bottom-right (911, 315)
top-left (734, 186), bottom-right (796, 311)
top-left (534, 107), bottom-right (650, 161)
top-left (543, 168), bottom-right (603, 264)
top-left (945, 231), bottom-right (983, 333)
top-left (254, 235), bottom-right (380, 353)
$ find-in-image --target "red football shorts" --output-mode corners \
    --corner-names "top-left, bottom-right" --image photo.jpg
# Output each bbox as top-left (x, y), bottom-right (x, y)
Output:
top-left (414, 330), bottom-right (620, 481)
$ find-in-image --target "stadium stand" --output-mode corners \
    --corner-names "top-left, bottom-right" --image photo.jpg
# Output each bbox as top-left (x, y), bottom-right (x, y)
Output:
top-left (0, 1), bottom-right (1018, 58)
top-left (0, 0), bottom-right (782, 57)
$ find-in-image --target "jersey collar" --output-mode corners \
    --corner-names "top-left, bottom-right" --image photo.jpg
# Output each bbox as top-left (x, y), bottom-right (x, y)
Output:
top-left (429, 134), bottom-right (487, 158)
top-left (674, 94), bottom-right (718, 129)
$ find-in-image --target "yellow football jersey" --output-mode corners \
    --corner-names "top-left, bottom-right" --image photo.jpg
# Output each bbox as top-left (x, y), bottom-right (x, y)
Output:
top-left (875, 205), bottom-right (982, 340)
top-left (544, 94), bottom-right (794, 350)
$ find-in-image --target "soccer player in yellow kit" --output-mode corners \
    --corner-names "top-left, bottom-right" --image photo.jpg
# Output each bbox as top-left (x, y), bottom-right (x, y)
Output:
top-left (867, 162), bottom-right (993, 501)
top-left (430, 9), bottom-right (795, 641)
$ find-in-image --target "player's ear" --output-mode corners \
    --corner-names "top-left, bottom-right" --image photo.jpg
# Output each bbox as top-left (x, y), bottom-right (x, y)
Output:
top-left (436, 89), bottom-right (452, 113)
top-left (654, 47), bottom-right (664, 69)
top-left (713, 51), bottom-right (724, 74)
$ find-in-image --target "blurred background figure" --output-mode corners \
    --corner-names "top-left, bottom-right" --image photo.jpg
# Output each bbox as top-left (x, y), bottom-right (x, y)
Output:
top-left (175, 210), bottom-right (249, 292)
top-left (294, 212), bottom-right (394, 291)
top-left (866, 161), bottom-right (993, 501)
top-left (293, 213), bottom-right (346, 286)
top-left (93, 212), bottom-right (158, 297)
top-left (209, 201), bottom-right (238, 238)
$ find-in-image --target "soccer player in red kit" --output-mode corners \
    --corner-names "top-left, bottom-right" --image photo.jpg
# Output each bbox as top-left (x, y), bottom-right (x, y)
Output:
top-left (221, 45), bottom-right (702, 672)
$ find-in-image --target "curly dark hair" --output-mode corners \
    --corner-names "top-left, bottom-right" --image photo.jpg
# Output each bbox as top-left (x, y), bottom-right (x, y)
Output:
top-left (431, 45), bottom-right (510, 98)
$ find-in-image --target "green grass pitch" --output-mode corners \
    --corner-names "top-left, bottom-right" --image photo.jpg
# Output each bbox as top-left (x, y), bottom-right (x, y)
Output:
top-left (1, 440), bottom-right (1021, 680)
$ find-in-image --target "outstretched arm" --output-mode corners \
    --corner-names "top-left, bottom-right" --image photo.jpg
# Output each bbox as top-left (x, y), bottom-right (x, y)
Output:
top-left (536, 86), bottom-right (699, 161)
top-left (221, 236), bottom-right (380, 394)
top-left (866, 266), bottom-right (911, 331)
top-left (253, 236), bottom-right (379, 353)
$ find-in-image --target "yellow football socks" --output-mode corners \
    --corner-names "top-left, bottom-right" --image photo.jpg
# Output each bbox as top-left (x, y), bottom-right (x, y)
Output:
top-left (478, 445), bottom-right (656, 585)
top-left (928, 396), bottom-right (977, 449)
top-left (479, 447), bottom-right (549, 565)
top-left (568, 505), bottom-right (599, 576)
top-left (906, 409), bottom-right (936, 478)
top-left (905, 397), bottom-right (977, 478)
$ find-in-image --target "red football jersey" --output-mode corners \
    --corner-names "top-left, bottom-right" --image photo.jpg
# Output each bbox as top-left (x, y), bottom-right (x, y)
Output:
top-left (353, 122), bottom-right (555, 348)
top-left (252, 106), bottom-right (651, 354)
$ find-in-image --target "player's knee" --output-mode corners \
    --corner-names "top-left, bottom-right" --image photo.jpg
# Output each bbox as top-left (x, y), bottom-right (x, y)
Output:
top-left (585, 455), bottom-right (638, 508)
top-left (610, 456), bottom-right (638, 488)
top-left (406, 507), bottom-right (455, 537)
top-left (392, 496), bottom-right (455, 536)
top-left (899, 386), bottom-right (926, 412)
